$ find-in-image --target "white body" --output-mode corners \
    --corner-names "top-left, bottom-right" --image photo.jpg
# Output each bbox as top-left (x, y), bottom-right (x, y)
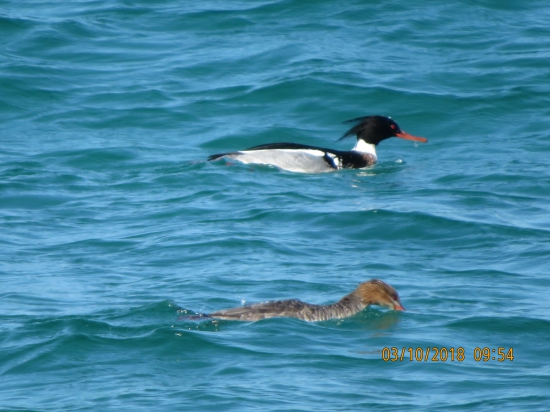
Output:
top-left (224, 141), bottom-right (378, 173)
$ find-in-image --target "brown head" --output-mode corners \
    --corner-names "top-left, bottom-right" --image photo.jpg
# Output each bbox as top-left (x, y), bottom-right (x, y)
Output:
top-left (354, 279), bottom-right (405, 311)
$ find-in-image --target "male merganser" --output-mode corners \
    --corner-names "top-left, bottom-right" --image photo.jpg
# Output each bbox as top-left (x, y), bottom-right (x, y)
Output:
top-left (193, 279), bottom-right (404, 322)
top-left (208, 115), bottom-right (427, 173)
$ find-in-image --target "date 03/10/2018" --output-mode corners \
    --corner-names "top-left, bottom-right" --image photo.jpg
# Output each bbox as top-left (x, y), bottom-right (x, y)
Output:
top-left (382, 347), bottom-right (514, 362)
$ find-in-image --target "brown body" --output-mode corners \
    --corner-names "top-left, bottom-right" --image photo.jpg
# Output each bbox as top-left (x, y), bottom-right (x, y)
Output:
top-left (207, 279), bottom-right (404, 322)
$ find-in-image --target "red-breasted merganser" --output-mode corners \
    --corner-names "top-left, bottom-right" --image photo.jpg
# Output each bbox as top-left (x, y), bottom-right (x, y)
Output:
top-left (208, 115), bottom-right (427, 173)
top-left (194, 279), bottom-right (404, 322)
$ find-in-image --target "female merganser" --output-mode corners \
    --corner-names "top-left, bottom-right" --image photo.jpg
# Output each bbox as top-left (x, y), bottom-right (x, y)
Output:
top-left (208, 115), bottom-right (427, 173)
top-left (194, 279), bottom-right (404, 322)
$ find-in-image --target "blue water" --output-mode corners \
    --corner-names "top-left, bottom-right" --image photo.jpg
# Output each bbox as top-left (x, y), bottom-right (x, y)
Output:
top-left (2, 0), bottom-right (550, 410)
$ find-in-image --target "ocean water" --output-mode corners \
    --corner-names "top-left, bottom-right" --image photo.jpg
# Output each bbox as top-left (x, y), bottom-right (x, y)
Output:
top-left (1, 0), bottom-right (550, 410)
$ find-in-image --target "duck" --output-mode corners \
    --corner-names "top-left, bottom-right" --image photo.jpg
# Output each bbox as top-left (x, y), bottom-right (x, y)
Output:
top-left (208, 115), bottom-right (427, 173)
top-left (193, 279), bottom-right (404, 322)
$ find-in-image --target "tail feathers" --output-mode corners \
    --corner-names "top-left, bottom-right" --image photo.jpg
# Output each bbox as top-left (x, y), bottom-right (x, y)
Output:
top-left (177, 313), bottom-right (212, 321)
top-left (208, 153), bottom-right (229, 161)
